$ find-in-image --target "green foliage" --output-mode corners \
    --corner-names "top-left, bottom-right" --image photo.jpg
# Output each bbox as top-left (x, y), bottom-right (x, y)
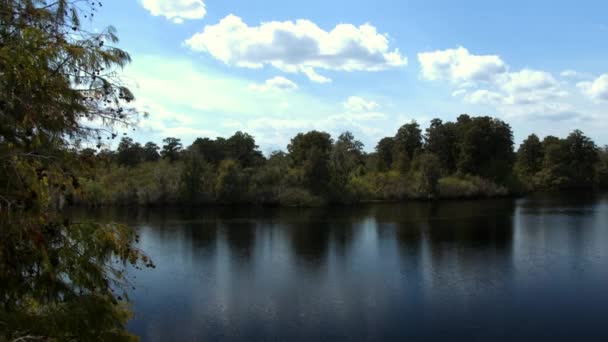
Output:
top-left (180, 150), bottom-right (214, 204)
top-left (425, 119), bottom-right (458, 174)
top-left (515, 134), bottom-right (544, 188)
top-left (249, 151), bottom-right (289, 204)
top-left (277, 188), bottom-right (325, 207)
top-left (78, 160), bottom-right (181, 206)
top-left (142, 142), bottom-right (160, 162)
top-left (394, 121), bottom-right (423, 160)
top-left (537, 130), bottom-right (598, 189)
top-left (375, 137), bottom-right (395, 171)
top-left (329, 132), bottom-right (365, 201)
top-left (288, 131), bottom-right (333, 195)
top-left (116, 137), bottom-right (143, 167)
top-left (72, 117), bottom-right (605, 208)
top-left (225, 131), bottom-right (264, 167)
top-left (161, 137), bottom-right (182, 162)
top-left (190, 137), bottom-right (226, 165)
top-left (438, 175), bottom-right (509, 199)
top-left (412, 153), bottom-right (442, 198)
top-left (598, 147), bottom-right (608, 189)
top-left (456, 116), bottom-right (515, 183)
top-left (215, 159), bottom-right (245, 203)
top-left (0, 2), bottom-right (151, 339)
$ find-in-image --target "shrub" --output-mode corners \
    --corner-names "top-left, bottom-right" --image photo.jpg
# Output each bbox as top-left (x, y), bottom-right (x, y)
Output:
top-left (278, 187), bottom-right (325, 207)
top-left (438, 175), bottom-right (508, 199)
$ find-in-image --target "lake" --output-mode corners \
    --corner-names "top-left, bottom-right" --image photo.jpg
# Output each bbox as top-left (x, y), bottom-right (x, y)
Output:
top-left (95, 193), bottom-right (608, 341)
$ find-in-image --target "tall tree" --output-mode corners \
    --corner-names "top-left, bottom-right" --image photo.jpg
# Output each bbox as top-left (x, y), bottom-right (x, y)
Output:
top-left (375, 137), bottom-right (395, 171)
top-left (329, 132), bottom-right (364, 196)
top-left (190, 137), bottom-right (225, 164)
top-left (456, 116), bottom-right (514, 182)
top-left (516, 134), bottom-right (544, 179)
top-left (540, 131), bottom-right (598, 189)
top-left (116, 136), bottom-right (143, 166)
top-left (288, 131), bottom-right (333, 194)
top-left (142, 141), bottom-right (161, 162)
top-left (180, 150), bottom-right (212, 204)
top-left (394, 121), bottom-right (423, 161)
top-left (225, 131), bottom-right (264, 167)
top-left (0, 1), bottom-right (150, 340)
top-left (424, 118), bottom-right (458, 173)
top-left (161, 137), bottom-right (182, 162)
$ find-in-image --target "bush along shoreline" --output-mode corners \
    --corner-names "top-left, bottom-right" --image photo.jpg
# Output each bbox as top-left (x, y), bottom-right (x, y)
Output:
top-left (69, 115), bottom-right (608, 207)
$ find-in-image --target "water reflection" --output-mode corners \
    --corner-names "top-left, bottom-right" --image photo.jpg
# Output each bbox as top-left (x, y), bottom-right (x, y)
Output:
top-left (76, 194), bottom-right (608, 341)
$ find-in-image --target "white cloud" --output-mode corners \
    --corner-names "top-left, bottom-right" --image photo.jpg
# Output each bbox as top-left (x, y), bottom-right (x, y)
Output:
top-left (418, 47), bottom-right (569, 115)
top-left (499, 69), bottom-right (557, 93)
top-left (249, 76), bottom-right (298, 92)
top-left (301, 67), bottom-right (332, 83)
top-left (343, 96), bottom-right (380, 112)
top-left (140, 0), bottom-right (206, 23)
top-left (122, 55), bottom-right (397, 149)
top-left (464, 89), bottom-right (504, 105)
top-left (560, 69), bottom-right (584, 78)
top-left (417, 46), bottom-right (506, 83)
top-left (451, 89), bottom-right (467, 97)
top-left (498, 69), bottom-right (566, 105)
top-left (577, 74), bottom-right (608, 101)
top-left (184, 14), bottom-right (407, 83)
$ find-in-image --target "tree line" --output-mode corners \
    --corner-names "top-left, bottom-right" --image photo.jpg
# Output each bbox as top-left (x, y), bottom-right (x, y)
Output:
top-left (72, 115), bottom-right (608, 207)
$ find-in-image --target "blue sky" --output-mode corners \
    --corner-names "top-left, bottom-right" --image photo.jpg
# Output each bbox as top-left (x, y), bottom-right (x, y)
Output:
top-left (91, 0), bottom-right (608, 153)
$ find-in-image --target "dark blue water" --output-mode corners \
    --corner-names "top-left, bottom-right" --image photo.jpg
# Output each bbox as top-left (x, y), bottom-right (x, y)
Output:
top-left (111, 193), bottom-right (608, 341)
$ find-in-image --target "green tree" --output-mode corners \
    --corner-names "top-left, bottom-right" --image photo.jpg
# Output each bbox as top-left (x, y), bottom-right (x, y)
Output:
top-left (456, 116), bottom-right (514, 182)
top-left (329, 132), bottom-right (364, 200)
top-left (250, 151), bottom-right (289, 203)
top-left (598, 146), bottom-right (608, 189)
top-left (539, 131), bottom-right (598, 189)
top-left (116, 137), bottom-right (143, 167)
top-left (516, 134), bottom-right (544, 175)
top-left (180, 150), bottom-right (213, 204)
top-left (0, 1), bottom-right (150, 340)
top-left (412, 152), bottom-right (442, 197)
top-left (287, 131), bottom-right (333, 194)
top-left (161, 137), bottom-right (182, 162)
top-left (142, 141), bottom-right (160, 162)
top-left (215, 159), bottom-right (244, 202)
top-left (565, 130), bottom-right (598, 187)
top-left (424, 118), bottom-right (458, 173)
top-left (375, 137), bottom-right (395, 171)
top-left (190, 137), bottom-right (225, 165)
top-left (225, 131), bottom-right (264, 167)
top-left (331, 132), bottom-right (364, 176)
top-left (394, 121), bottom-right (423, 161)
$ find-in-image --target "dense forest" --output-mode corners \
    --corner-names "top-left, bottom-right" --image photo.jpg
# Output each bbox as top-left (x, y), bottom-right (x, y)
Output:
top-left (72, 117), bottom-right (608, 207)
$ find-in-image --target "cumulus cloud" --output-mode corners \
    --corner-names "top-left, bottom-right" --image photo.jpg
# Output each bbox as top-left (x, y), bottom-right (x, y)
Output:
top-left (184, 14), bottom-right (407, 83)
top-left (464, 89), bottom-right (504, 105)
top-left (497, 69), bottom-right (566, 105)
top-left (419, 46), bottom-right (570, 115)
top-left (249, 76), bottom-right (298, 92)
top-left (343, 96), bottom-right (380, 112)
top-left (140, 0), bottom-right (206, 23)
top-left (577, 74), bottom-right (608, 101)
top-left (417, 46), bottom-right (506, 83)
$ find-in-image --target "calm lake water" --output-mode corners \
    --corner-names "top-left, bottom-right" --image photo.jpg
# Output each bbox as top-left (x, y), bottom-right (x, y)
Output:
top-left (95, 193), bottom-right (608, 341)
